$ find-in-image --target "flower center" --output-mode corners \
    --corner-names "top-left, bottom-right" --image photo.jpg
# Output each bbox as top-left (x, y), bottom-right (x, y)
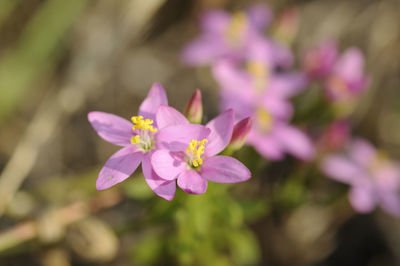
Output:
top-left (247, 61), bottom-right (270, 90)
top-left (186, 139), bottom-right (208, 168)
top-left (256, 109), bottom-right (273, 133)
top-left (225, 12), bottom-right (248, 47)
top-left (130, 116), bottom-right (157, 152)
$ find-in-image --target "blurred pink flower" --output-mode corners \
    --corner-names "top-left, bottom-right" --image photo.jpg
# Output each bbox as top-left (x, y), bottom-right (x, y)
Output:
top-left (325, 48), bottom-right (368, 102)
top-left (302, 40), bottom-right (368, 103)
top-left (302, 40), bottom-right (338, 79)
top-left (152, 107), bottom-right (251, 194)
top-left (212, 57), bottom-right (314, 161)
top-left (181, 4), bottom-right (293, 67)
top-left (89, 83), bottom-right (190, 200)
top-left (321, 139), bottom-right (400, 216)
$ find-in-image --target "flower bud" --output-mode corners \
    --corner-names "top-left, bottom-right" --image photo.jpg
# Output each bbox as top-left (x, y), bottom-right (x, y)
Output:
top-left (226, 117), bottom-right (252, 153)
top-left (184, 90), bottom-right (203, 124)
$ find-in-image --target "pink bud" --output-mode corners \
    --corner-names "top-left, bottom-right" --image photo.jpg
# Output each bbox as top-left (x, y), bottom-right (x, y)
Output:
top-left (184, 90), bottom-right (203, 124)
top-left (228, 117), bottom-right (253, 151)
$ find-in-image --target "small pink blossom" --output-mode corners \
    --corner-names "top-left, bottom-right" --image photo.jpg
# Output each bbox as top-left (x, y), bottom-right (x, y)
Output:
top-left (321, 139), bottom-right (400, 216)
top-left (152, 107), bottom-right (251, 194)
top-left (89, 83), bottom-right (197, 200)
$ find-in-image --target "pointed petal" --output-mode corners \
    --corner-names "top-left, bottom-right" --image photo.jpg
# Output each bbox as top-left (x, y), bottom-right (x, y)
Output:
top-left (200, 10), bottom-right (230, 33)
top-left (273, 124), bottom-right (315, 160)
top-left (202, 156), bottom-right (251, 183)
top-left (321, 155), bottom-right (363, 184)
top-left (177, 170), bottom-right (208, 194)
top-left (181, 36), bottom-right (225, 66)
top-left (349, 186), bottom-right (376, 213)
top-left (88, 111), bottom-right (133, 146)
top-left (151, 150), bottom-right (186, 180)
top-left (156, 105), bottom-right (188, 129)
top-left (247, 131), bottom-right (284, 160)
top-left (204, 109), bottom-right (235, 156)
top-left (142, 154), bottom-right (176, 201)
top-left (139, 83), bottom-right (168, 123)
top-left (349, 139), bottom-right (376, 167)
top-left (156, 124), bottom-right (210, 151)
top-left (246, 3), bottom-right (273, 30)
top-left (96, 146), bottom-right (143, 190)
top-left (334, 48), bottom-right (365, 82)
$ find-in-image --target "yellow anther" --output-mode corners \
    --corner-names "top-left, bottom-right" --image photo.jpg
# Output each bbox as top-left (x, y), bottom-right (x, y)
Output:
top-left (186, 139), bottom-right (208, 167)
top-left (226, 12), bottom-right (248, 44)
top-left (131, 116), bottom-right (157, 132)
top-left (131, 135), bottom-right (141, 144)
top-left (256, 109), bottom-right (273, 132)
top-left (247, 61), bottom-right (270, 90)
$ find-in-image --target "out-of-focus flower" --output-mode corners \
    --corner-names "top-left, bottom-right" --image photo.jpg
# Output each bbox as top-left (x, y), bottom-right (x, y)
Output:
top-left (317, 120), bottom-right (350, 153)
top-left (181, 4), bottom-right (274, 66)
top-left (89, 83), bottom-right (185, 200)
top-left (184, 89), bottom-right (203, 124)
top-left (321, 139), bottom-right (400, 216)
top-left (302, 40), bottom-right (338, 79)
top-left (152, 107), bottom-right (251, 194)
top-left (325, 48), bottom-right (368, 103)
top-left (213, 60), bottom-right (314, 161)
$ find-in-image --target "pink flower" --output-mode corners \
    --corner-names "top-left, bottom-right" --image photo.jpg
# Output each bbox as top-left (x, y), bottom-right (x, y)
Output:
top-left (213, 57), bottom-right (314, 161)
top-left (302, 40), bottom-right (368, 102)
top-left (88, 83), bottom-right (179, 200)
top-left (181, 4), bottom-right (279, 66)
top-left (325, 48), bottom-right (368, 102)
top-left (151, 107), bottom-right (251, 194)
top-left (302, 40), bottom-right (338, 79)
top-left (321, 139), bottom-right (400, 216)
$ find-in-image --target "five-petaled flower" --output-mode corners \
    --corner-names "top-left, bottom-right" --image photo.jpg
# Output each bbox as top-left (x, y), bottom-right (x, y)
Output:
top-left (321, 139), bottom-right (400, 217)
top-left (88, 83), bottom-right (179, 200)
top-left (152, 107), bottom-right (251, 195)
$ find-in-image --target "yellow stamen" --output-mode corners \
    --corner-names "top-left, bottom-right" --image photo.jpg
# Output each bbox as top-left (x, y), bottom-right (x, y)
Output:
top-left (186, 139), bottom-right (208, 167)
top-left (131, 116), bottom-right (157, 132)
top-left (247, 61), bottom-right (270, 89)
top-left (226, 12), bottom-right (248, 45)
top-left (256, 109), bottom-right (273, 132)
top-left (130, 135), bottom-right (141, 144)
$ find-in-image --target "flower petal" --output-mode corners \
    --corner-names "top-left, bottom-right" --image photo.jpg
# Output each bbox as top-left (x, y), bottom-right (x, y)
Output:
top-left (88, 111), bottom-right (133, 146)
top-left (96, 146), bottom-right (143, 190)
top-left (177, 170), bottom-right (208, 194)
top-left (246, 3), bottom-right (273, 30)
top-left (151, 150), bottom-right (187, 181)
top-left (273, 124), bottom-right (315, 160)
top-left (349, 185), bottom-right (376, 213)
top-left (247, 131), bottom-right (284, 160)
top-left (139, 83), bottom-right (168, 123)
top-left (181, 35), bottom-right (225, 66)
top-left (200, 10), bottom-right (230, 33)
top-left (156, 105), bottom-right (188, 129)
top-left (379, 191), bottom-right (400, 217)
top-left (321, 155), bottom-right (363, 184)
top-left (202, 156), bottom-right (251, 183)
top-left (349, 139), bottom-right (376, 167)
top-left (142, 154), bottom-right (176, 201)
top-left (204, 109), bottom-right (235, 156)
top-left (156, 124), bottom-right (210, 151)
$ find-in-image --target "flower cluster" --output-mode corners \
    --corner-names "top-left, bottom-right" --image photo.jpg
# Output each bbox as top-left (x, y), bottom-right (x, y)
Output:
top-left (180, 4), bottom-right (400, 218)
top-left (88, 83), bottom-right (251, 200)
top-left (183, 4), bottom-right (314, 161)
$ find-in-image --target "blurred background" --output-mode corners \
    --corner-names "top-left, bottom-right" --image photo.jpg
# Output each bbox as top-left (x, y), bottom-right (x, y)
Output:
top-left (0, 0), bottom-right (400, 265)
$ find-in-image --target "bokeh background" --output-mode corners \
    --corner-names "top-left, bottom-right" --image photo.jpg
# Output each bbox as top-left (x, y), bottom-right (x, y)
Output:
top-left (0, 0), bottom-right (400, 265)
